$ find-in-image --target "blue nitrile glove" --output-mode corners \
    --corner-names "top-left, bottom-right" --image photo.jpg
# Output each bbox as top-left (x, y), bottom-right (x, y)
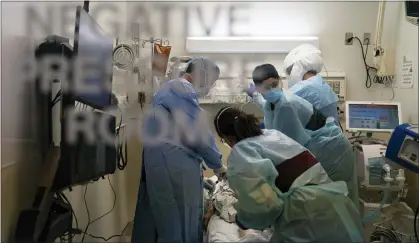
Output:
top-left (243, 83), bottom-right (256, 97)
top-left (259, 121), bottom-right (265, 129)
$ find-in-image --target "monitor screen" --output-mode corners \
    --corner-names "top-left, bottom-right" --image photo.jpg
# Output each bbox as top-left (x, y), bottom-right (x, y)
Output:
top-left (347, 103), bottom-right (400, 131)
top-left (73, 6), bottom-right (113, 110)
top-left (406, 1), bottom-right (419, 18)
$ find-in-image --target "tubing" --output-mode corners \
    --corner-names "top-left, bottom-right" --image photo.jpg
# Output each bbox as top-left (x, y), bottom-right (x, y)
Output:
top-left (362, 188), bottom-right (390, 223)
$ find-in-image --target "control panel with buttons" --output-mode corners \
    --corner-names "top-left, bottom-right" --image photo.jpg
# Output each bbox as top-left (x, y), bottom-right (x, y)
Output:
top-left (325, 79), bottom-right (345, 101)
top-left (398, 137), bottom-right (419, 167)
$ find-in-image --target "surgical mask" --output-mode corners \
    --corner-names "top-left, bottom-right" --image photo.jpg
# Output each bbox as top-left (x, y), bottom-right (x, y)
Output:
top-left (261, 88), bottom-right (282, 103)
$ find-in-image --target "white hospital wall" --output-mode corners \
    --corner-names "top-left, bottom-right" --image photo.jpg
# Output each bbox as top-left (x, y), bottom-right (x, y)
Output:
top-left (124, 1), bottom-right (380, 177)
top-left (1, 2), bottom-right (137, 242)
top-left (380, 1), bottom-right (419, 207)
top-left (125, 1), bottom-right (381, 101)
top-left (389, 2), bottom-right (418, 124)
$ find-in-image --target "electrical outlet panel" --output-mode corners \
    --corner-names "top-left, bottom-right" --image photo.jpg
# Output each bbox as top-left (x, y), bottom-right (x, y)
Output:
top-left (363, 33), bottom-right (371, 45)
top-left (345, 32), bottom-right (353, 45)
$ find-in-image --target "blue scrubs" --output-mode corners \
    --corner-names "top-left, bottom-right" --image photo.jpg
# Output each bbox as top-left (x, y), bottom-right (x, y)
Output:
top-left (289, 74), bottom-right (340, 127)
top-left (132, 78), bottom-right (223, 243)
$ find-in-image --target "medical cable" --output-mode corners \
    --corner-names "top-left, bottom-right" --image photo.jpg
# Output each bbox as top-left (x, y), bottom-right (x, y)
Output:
top-left (74, 220), bottom-right (133, 241)
top-left (52, 89), bottom-right (61, 107)
top-left (116, 107), bottom-right (128, 170)
top-left (81, 185), bottom-right (91, 242)
top-left (371, 227), bottom-right (401, 243)
top-left (361, 188), bottom-right (390, 223)
top-left (348, 136), bottom-right (368, 145)
top-left (414, 204), bottom-right (419, 243)
top-left (56, 192), bottom-right (79, 241)
top-left (339, 122), bottom-right (344, 131)
top-left (81, 175), bottom-right (117, 242)
top-left (349, 37), bottom-right (377, 88)
top-left (323, 63), bottom-right (329, 78)
top-left (59, 176), bottom-right (125, 242)
top-left (84, 176), bottom-right (117, 232)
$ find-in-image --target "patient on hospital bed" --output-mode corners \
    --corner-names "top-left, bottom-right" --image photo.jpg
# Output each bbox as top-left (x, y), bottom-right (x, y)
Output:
top-left (203, 176), bottom-right (273, 242)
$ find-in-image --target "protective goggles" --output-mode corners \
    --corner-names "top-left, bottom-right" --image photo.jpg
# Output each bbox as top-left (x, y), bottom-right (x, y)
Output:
top-left (255, 80), bottom-right (280, 93)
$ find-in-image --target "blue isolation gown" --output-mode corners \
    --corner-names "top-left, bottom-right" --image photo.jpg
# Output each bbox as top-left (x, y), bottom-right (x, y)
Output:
top-left (131, 78), bottom-right (223, 243)
top-left (227, 130), bottom-right (363, 242)
top-left (252, 90), bottom-right (359, 206)
top-left (289, 74), bottom-right (340, 127)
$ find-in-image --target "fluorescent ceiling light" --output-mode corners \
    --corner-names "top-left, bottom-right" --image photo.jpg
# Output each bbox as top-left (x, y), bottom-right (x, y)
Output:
top-left (187, 36), bottom-right (319, 41)
top-left (186, 36), bottom-right (320, 54)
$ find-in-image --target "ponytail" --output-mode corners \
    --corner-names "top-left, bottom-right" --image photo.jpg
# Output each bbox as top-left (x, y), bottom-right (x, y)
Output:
top-left (214, 106), bottom-right (263, 142)
top-left (233, 113), bottom-right (262, 141)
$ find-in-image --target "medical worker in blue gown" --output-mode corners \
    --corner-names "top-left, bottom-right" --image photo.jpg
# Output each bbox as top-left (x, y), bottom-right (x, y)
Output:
top-left (213, 106), bottom-right (363, 242)
top-left (132, 57), bottom-right (227, 243)
top-left (284, 44), bottom-right (341, 128)
top-left (244, 64), bottom-right (359, 207)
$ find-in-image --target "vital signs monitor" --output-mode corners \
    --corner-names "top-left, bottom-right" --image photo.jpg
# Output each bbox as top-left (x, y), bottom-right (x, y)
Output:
top-left (345, 101), bottom-right (402, 133)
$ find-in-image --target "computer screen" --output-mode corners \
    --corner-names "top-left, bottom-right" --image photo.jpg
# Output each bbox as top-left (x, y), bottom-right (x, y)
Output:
top-left (406, 1), bottom-right (419, 18)
top-left (73, 6), bottom-right (113, 110)
top-left (346, 102), bottom-right (401, 132)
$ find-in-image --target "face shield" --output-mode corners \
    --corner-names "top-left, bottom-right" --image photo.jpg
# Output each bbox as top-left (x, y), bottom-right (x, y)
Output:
top-left (283, 44), bottom-right (323, 88)
top-left (190, 57), bottom-right (219, 97)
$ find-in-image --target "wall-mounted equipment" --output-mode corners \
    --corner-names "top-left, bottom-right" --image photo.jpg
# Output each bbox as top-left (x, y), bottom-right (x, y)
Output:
top-left (186, 36), bottom-right (319, 54)
top-left (373, 1), bottom-right (396, 79)
top-left (405, 1), bottom-right (419, 26)
top-left (113, 34), bottom-right (170, 104)
top-left (320, 71), bottom-right (346, 102)
top-left (113, 38), bottom-right (136, 71)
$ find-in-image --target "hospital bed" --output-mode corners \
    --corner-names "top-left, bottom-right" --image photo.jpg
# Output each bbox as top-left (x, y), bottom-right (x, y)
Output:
top-left (203, 176), bottom-right (273, 243)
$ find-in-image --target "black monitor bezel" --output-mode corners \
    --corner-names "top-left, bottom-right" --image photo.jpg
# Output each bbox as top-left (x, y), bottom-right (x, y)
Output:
top-left (72, 5), bottom-right (113, 111)
top-left (406, 1), bottom-right (419, 18)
